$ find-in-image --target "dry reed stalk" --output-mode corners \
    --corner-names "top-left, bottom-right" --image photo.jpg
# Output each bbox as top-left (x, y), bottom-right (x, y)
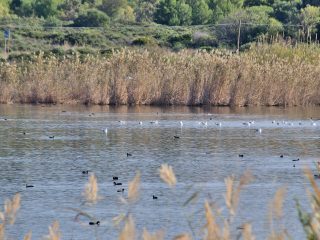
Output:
top-left (23, 231), bottom-right (32, 240)
top-left (267, 187), bottom-right (287, 240)
top-left (0, 224), bottom-right (4, 240)
top-left (242, 223), bottom-right (255, 240)
top-left (142, 228), bottom-right (164, 240)
top-left (174, 234), bottom-right (192, 240)
top-left (4, 193), bottom-right (20, 225)
top-left (159, 164), bottom-right (177, 187)
top-left (128, 171), bottom-right (141, 203)
top-left (83, 174), bottom-right (100, 204)
top-left (204, 200), bottom-right (221, 240)
top-left (224, 172), bottom-right (253, 216)
top-left (118, 215), bottom-right (135, 240)
top-left (1, 45), bottom-right (320, 106)
top-left (45, 221), bottom-right (61, 240)
top-left (270, 187), bottom-right (287, 219)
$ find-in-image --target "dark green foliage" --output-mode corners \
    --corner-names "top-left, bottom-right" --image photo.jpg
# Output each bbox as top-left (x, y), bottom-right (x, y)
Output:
top-left (191, 32), bottom-right (218, 48)
top-left (154, 0), bottom-right (180, 25)
top-left (167, 33), bottom-right (192, 48)
top-left (99, 0), bottom-right (127, 17)
top-left (73, 9), bottom-right (110, 27)
top-left (33, 0), bottom-right (58, 18)
top-left (7, 52), bottom-right (35, 62)
top-left (154, 0), bottom-right (192, 26)
top-left (131, 36), bottom-right (155, 45)
top-left (189, 0), bottom-right (212, 25)
top-left (271, 0), bottom-right (301, 23)
top-left (216, 6), bottom-right (280, 45)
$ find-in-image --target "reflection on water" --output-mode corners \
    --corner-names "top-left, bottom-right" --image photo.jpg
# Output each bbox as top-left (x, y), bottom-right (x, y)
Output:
top-left (0, 105), bottom-right (320, 239)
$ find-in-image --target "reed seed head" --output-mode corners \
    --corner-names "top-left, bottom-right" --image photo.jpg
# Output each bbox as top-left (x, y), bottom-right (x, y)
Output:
top-left (159, 164), bottom-right (177, 187)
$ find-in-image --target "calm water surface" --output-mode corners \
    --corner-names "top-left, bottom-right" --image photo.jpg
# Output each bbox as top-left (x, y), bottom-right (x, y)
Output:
top-left (0, 105), bottom-right (320, 239)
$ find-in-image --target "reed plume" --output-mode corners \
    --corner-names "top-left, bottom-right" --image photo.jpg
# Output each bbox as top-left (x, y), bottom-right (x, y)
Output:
top-left (83, 174), bottom-right (100, 204)
top-left (224, 171), bottom-right (253, 216)
top-left (242, 223), bottom-right (255, 240)
top-left (118, 215), bottom-right (135, 240)
top-left (142, 228), bottom-right (164, 240)
top-left (45, 221), bottom-right (61, 240)
top-left (128, 171), bottom-right (141, 203)
top-left (159, 164), bottom-right (177, 187)
top-left (23, 231), bottom-right (32, 240)
top-left (174, 234), bottom-right (192, 240)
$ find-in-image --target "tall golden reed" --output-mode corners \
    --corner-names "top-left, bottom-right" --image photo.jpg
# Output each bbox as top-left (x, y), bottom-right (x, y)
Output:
top-left (1, 44), bottom-right (320, 106)
top-left (45, 221), bottom-right (61, 240)
top-left (83, 174), bottom-right (100, 204)
top-left (128, 171), bottom-right (141, 203)
top-left (118, 215), bottom-right (135, 240)
top-left (159, 164), bottom-right (177, 187)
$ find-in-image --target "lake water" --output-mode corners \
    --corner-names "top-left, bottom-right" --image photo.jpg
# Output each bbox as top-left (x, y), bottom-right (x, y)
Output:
top-left (0, 105), bottom-right (320, 240)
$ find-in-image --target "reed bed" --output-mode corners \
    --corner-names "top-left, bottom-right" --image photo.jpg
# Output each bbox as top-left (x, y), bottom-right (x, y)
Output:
top-left (1, 44), bottom-right (320, 106)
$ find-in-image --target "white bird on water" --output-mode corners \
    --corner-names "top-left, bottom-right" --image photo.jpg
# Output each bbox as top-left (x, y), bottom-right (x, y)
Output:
top-left (104, 128), bottom-right (108, 134)
top-left (139, 121), bottom-right (143, 125)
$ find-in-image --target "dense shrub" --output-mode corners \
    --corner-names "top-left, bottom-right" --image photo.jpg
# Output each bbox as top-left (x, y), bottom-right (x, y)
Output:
top-left (73, 9), bottom-right (110, 27)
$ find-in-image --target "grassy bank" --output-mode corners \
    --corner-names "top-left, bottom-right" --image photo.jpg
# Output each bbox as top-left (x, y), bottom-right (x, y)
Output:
top-left (1, 43), bottom-right (320, 106)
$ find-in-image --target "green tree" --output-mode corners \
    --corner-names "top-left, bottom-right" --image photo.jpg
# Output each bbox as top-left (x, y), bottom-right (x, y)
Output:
top-left (100, 0), bottom-right (127, 17)
top-left (135, 1), bottom-right (158, 22)
top-left (116, 5), bottom-right (136, 22)
top-left (271, 0), bottom-right (301, 23)
top-left (207, 0), bottom-right (243, 23)
top-left (216, 6), bottom-right (281, 45)
top-left (33, 0), bottom-right (63, 18)
top-left (300, 5), bottom-right (320, 38)
top-left (58, 0), bottom-right (81, 20)
top-left (10, 0), bottom-right (34, 17)
top-left (154, 0), bottom-right (179, 25)
top-left (0, 0), bottom-right (10, 16)
top-left (302, 0), bottom-right (320, 7)
top-left (176, 0), bottom-right (192, 25)
top-left (188, 0), bottom-right (212, 24)
top-left (243, 0), bottom-right (269, 7)
top-left (73, 8), bottom-right (109, 26)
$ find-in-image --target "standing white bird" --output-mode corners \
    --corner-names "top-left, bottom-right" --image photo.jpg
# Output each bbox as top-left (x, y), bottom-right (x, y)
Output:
top-left (180, 121), bottom-right (183, 127)
top-left (104, 128), bottom-right (108, 134)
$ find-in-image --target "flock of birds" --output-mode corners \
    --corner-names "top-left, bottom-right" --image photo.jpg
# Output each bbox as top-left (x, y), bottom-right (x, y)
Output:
top-left (2, 113), bottom-right (320, 227)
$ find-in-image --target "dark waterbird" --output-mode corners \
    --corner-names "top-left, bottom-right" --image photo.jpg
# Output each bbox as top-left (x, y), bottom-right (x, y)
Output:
top-left (127, 153), bottom-right (132, 157)
top-left (82, 170), bottom-right (89, 174)
top-left (113, 176), bottom-right (118, 180)
top-left (114, 182), bottom-right (122, 186)
top-left (153, 195), bottom-right (158, 199)
top-left (239, 154), bottom-right (244, 158)
top-left (49, 136), bottom-right (55, 139)
top-left (117, 188), bottom-right (125, 193)
top-left (280, 155), bottom-right (284, 158)
top-left (26, 184), bottom-right (34, 188)
top-left (174, 136), bottom-right (180, 139)
top-left (292, 158), bottom-right (300, 162)
top-left (89, 221), bottom-right (100, 226)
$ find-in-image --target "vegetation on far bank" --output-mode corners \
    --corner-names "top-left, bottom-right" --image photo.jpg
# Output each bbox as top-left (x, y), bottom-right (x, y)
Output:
top-left (1, 43), bottom-right (320, 107)
top-left (1, 0), bottom-right (320, 59)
